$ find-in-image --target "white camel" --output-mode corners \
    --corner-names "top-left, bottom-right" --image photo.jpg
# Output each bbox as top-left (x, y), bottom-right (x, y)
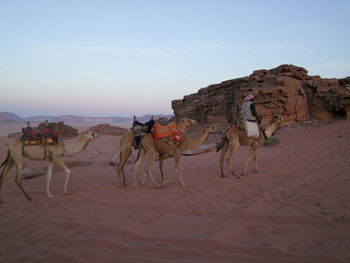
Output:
top-left (0, 130), bottom-right (98, 202)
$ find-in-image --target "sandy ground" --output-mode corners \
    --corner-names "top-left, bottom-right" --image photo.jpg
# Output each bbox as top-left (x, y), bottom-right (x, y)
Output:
top-left (0, 120), bottom-right (349, 263)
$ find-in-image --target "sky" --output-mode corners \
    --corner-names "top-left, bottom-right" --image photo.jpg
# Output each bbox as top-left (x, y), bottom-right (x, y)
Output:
top-left (1, 0), bottom-right (350, 118)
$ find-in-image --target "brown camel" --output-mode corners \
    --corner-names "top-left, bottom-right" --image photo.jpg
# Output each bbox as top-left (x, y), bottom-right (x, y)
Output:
top-left (132, 124), bottom-right (217, 189)
top-left (217, 116), bottom-right (282, 178)
top-left (113, 117), bottom-right (197, 186)
top-left (0, 130), bottom-right (98, 202)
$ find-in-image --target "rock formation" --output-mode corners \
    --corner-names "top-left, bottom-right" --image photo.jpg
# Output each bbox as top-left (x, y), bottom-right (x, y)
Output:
top-left (172, 64), bottom-right (350, 130)
top-left (38, 121), bottom-right (79, 139)
top-left (89, 124), bottom-right (126, 136)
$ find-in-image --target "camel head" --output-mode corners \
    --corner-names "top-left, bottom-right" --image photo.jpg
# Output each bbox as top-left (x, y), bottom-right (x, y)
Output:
top-left (271, 115), bottom-right (284, 124)
top-left (178, 118), bottom-right (197, 128)
top-left (205, 124), bottom-right (217, 133)
top-left (83, 130), bottom-right (99, 140)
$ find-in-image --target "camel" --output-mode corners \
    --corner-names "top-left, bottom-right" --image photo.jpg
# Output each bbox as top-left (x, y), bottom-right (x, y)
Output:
top-left (113, 117), bottom-right (197, 186)
top-left (217, 116), bottom-right (282, 178)
top-left (132, 124), bottom-right (217, 189)
top-left (0, 130), bottom-right (98, 202)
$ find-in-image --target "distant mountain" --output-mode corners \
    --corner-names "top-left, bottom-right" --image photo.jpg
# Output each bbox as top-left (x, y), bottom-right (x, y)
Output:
top-left (25, 115), bottom-right (60, 122)
top-left (0, 112), bottom-right (173, 124)
top-left (136, 114), bottom-right (173, 123)
top-left (0, 112), bottom-right (24, 122)
top-left (26, 115), bottom-right (132, 123)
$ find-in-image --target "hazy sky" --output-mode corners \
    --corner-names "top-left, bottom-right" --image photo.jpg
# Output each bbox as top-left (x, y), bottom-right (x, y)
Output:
top-left (1, 0), bottom-right (349, 117)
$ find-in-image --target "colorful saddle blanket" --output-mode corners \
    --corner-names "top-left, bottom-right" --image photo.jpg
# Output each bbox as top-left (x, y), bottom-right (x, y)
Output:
top-left (152, 123), bottom-right (184, 142)
top-left (21, 126), bottom-right (59, 145)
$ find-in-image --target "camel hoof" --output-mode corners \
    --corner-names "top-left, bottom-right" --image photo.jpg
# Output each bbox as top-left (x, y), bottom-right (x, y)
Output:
top-left (180, 182), bottom-right (187, 186)
top-left (48, 194), bottom-right (54, 198)
top-left (236, 176), bottom-right (240, 179)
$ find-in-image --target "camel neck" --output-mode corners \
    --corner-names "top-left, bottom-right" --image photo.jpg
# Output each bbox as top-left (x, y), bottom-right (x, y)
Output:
top-left (184, 128), bottom-right (209, 150)
top-left (265, 121), bottom-right (279, 137)
top-left (63, 135), bottom-right (91, 156)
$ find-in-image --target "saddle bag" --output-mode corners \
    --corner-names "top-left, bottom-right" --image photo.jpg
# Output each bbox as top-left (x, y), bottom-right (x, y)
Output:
top-left (21, 125), bottom-right (59, 145)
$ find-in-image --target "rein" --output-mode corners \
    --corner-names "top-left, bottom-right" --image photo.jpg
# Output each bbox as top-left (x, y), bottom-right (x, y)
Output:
top-left (93, 137), bottom-right (116, 155)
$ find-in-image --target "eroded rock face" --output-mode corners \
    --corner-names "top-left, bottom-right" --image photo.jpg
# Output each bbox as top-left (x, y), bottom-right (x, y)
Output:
top-left (172, 64), bottom-right (350, 130)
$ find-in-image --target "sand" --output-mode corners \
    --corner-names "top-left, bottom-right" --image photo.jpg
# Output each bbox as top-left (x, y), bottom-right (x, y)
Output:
top-left (0, 120), bottom-right (349, 263)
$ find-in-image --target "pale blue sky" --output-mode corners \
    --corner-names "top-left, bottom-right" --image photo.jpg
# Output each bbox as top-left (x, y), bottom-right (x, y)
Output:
top-left (1, 0), bottom-right (349, 117)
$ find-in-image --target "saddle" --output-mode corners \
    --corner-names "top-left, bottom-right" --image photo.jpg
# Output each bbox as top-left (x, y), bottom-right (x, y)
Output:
top-left (132, 117), bottom-right (155, 148)
top-left (235, 119), bottom-right (245, 131)
top-left (21, 122), bottom-right (59, 146)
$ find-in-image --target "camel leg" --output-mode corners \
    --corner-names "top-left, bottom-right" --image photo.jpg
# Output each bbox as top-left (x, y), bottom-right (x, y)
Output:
top-left (175, 155), bottom-right (186, 186)
top-left (163, 166), bottom-right (176, 185)
top-left (140, 170), bottom-right (148, 185)
top-left (0, 153), bottom-right (15, 203)
top-left (253, 148), bottom-right (259, 173)
top-left (162, 154), bottom-right (182, 185)
top-left (243, 147), bottom-right (256, 177)
top-left (51, 159), bottom-right (71, 195)
top-left (159, 154), bottom-right (165, 182)
top-left (14, 161), bottom-right (32, 201)
top-left (139, 150), bottom-right (149, 185)
top-left (132, 148), bottom-right (145, 190)
top-left (144, 151), bottom-right (160, 188)
top-left (219, 142), bottom-right (229, 177)
top-left (46, 163), bottom-right (54, 197)
top-left (225, 142), bottom-right (240, 177)
top-left (116, 147), bottom-right (131, 186)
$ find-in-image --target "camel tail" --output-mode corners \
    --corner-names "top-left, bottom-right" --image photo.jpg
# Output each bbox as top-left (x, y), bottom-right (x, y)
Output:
top-left (216, 133), bottom-right (228, 152)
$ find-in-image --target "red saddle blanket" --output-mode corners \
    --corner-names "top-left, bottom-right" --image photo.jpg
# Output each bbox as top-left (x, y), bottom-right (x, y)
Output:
top-left (21, 126), bottom-right (59, 145)
top-left (152, 123), bottom-right (184, 142)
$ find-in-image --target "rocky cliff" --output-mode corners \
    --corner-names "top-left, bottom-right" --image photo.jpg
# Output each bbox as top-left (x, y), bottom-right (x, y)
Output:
top-left (172, 64), bottom-right (350, 130)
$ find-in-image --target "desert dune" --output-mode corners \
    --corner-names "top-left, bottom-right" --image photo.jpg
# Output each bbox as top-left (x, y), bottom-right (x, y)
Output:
top-left (0, 120), bottom-right (349, 263)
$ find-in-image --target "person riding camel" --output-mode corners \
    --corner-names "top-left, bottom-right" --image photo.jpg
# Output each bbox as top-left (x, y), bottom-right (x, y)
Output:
top-left (240, 94), bottom-right (261, 138)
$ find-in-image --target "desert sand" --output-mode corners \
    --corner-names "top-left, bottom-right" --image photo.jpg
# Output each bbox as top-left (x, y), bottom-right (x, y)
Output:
top-left (0, 120), bottom-right (349, 263)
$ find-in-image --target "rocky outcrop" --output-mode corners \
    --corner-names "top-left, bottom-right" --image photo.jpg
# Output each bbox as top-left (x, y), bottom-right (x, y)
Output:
top-left (38, 121), bottom-right (79, 139)
top-left (89, 124), bottom-right (126, 136)
top-left (172, 64), bottom-right (350, 130)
